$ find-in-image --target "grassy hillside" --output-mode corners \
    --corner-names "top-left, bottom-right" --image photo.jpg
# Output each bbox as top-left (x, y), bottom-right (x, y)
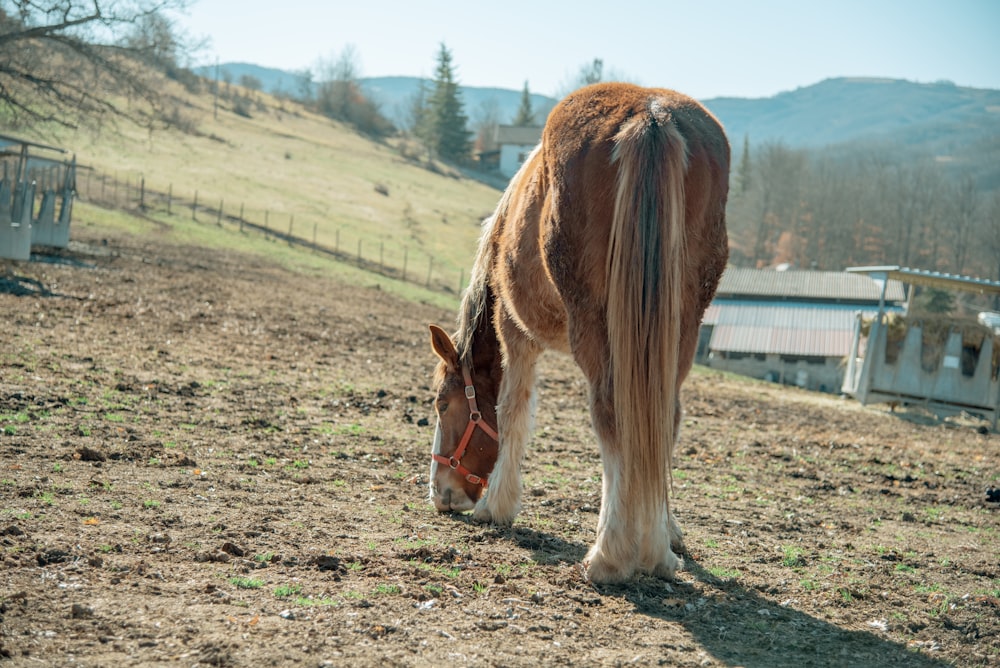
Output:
top-left (28, 78), bottom-right (504, 303)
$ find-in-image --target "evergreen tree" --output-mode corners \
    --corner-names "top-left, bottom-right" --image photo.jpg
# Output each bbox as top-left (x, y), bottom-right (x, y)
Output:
top-left (513, 80), bottom-right (536, 126)
top-left (424, 43), bottom-right (471, 162)
top-left (738, 134), bottom-right (752, 193)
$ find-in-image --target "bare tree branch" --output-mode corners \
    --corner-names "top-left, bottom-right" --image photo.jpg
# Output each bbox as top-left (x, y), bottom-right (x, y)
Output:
top-left (0, 0), bottom-right (195, 132)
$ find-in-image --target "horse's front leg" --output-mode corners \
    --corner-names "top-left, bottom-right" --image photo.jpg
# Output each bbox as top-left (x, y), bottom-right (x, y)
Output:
top-left (473, 317), bottom-right (540, 526)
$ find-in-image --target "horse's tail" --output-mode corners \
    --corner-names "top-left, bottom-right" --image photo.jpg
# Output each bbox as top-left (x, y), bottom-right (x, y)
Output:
top-left (606, 102), bottom-right (688, 539)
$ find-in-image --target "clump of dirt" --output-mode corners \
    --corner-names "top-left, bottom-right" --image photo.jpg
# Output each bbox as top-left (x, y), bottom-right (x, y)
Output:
top-left (1, 229), bottom-right (997, 667)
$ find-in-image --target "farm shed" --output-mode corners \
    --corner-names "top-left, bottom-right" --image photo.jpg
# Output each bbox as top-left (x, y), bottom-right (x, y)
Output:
top-left (0, 134), bottom-right (76, 261)
top-left (699, 267), bottom-right (906, 392)
top-left (842, 266), bottom-right (1000, 427)
top-left (495, 125), bottom-right (542, 178)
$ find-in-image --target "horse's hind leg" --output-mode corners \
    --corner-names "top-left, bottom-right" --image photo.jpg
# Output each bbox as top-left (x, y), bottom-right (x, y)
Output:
top-left (473, 313), bottom-right (541, 526)
top-left (668, 398), bottom-right (686, 555)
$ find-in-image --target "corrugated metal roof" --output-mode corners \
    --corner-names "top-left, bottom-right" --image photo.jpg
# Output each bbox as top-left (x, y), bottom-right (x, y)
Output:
top-left (847, 265), bottom-right (1000, 295)
top-left (707, 303), bottom-right (889, 356)
top-left (717, 266), bottom-right (906, 303)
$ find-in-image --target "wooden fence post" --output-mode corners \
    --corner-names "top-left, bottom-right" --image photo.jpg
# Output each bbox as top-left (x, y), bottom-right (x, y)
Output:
top-left (167, 184), bottom-right (172, 215)
top-left (288, 214), bottom-right (294, 245)
top-left (193, 190), bottom-right (198, 221)
top-left (402, 246), bottom-right (408, 282)
top-left (217, 199), bottom-right (223, 226)
top-left (239, 203), bottom-right (244, 232)
top-left (426, 257), bottom-right (433, 288)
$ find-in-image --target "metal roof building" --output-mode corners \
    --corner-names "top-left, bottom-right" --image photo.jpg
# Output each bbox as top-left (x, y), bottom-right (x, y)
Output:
top-left (698, 267), bottom-right (907, 392)
top-left (715, 266), bottom-right (907, 303)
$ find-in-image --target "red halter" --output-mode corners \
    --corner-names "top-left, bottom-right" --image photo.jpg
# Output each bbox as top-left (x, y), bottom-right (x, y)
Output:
top-left (431, 366), bottom-right (498, 488)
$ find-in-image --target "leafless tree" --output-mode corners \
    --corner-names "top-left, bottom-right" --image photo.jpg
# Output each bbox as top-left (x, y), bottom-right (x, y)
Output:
top-left (949, 175), bottom-right (979, 273)
top-left (0, 0), bottom-right (194, 131)
top-left (470, 96), bottom-right (500, 154)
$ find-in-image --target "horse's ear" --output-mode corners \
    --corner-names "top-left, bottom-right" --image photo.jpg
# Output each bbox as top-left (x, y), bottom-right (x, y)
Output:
top-left (429, 324), bottom-right (459, 373)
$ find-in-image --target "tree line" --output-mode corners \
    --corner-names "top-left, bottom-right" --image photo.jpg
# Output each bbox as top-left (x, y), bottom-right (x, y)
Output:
top-left (728, 137), bottom-right (1000, 280)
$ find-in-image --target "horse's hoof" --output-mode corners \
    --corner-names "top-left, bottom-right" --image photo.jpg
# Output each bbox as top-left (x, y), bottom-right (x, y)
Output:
top-left (583, 547), bottom-right (631, 584)
top-left (472, 498), bottom-right (494, 524)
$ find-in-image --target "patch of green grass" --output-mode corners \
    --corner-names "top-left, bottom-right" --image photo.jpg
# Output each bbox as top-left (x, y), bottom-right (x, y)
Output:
top-left (3, 425), bottom-right (15, 436)
top-left (51, 462), bottom-right (63, 473)
top-left (104, 412), bottom-right (126, 423)
top-left (708, 566), bottom-right (740, 580)
top-left (800, 579), bottom-right (818, 591)
top-left (274, 584), bottom-right (302, 598)
top-left (374, 584), bottom-right (401, 596)
top-left (424, 584), bottom-right (443, 596)
top-left (781, 545), bottom-right (805, 568)
top-left (142, 499), bottom-right (161, 509)
top-left (895, 563), bottom-right (916, 574)
top-left (110, 500), bottom-right (123, 510)
top-left (254, 552), bottom-right (274, 563)
top-left (37, 491), bottom-right (55, 506)
top-left (230, 577), bottom-right (265, 590)
top-left (472, 582), bottom-right (488, 594)
top-left (294, 595), bottom-right (338, 606)
top-left (334, 423), bottom-right (364, 436)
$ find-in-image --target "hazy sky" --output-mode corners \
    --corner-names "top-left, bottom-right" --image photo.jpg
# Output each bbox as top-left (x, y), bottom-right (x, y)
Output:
top-left (173, 0), bottom-right (1000, 99)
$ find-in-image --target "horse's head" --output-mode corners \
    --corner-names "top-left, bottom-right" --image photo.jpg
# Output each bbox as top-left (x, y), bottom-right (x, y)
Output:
top-left (428, 324), bottom-right (499, 512)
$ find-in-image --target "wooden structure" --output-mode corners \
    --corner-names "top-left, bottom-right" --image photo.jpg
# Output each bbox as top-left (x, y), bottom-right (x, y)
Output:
top-left (0, 134), bottom-right (76, 260)
top-left (842, 266), bottom-right (1000, 427)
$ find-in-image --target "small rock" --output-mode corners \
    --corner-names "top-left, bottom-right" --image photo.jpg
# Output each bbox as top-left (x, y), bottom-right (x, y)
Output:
top-left (220, 542), bottom-right (244, 557)
top-left (75, 447), bottom-right (106, 462)
top-left (279, 609), bottom-right (296, 620)
top-left (70, 603), bottom-right (93, 619)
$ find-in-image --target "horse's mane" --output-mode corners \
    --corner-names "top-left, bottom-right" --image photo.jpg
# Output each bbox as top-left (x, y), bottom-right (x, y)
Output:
top-left (453, 144), bottom-right (542, 366)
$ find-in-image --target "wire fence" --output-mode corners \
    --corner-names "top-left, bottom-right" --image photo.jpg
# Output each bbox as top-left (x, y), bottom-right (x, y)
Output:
top-left (77, 168), bottom-right (470, 296)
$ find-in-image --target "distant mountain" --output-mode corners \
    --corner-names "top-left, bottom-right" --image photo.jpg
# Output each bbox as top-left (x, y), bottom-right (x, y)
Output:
top-left (198, 64), bottom-right (1000, 189)
top-left (360, 76), bottom-right (558, 129)
top-left (703, 77), bottom-right (1000, 189)
top-left (194, 63), bottom-right (558, 128)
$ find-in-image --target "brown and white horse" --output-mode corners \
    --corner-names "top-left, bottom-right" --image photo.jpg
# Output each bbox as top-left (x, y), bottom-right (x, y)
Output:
top-left (428, 82), bottom-right (730, 583)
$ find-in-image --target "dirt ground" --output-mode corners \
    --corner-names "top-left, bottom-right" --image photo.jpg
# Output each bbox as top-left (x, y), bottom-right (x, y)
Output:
top-left (1, 227), bottom-right (997, 667)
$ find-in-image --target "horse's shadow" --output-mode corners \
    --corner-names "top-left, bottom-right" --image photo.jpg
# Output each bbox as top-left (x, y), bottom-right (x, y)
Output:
top-left (478, 523), bottom-right (947, 668)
